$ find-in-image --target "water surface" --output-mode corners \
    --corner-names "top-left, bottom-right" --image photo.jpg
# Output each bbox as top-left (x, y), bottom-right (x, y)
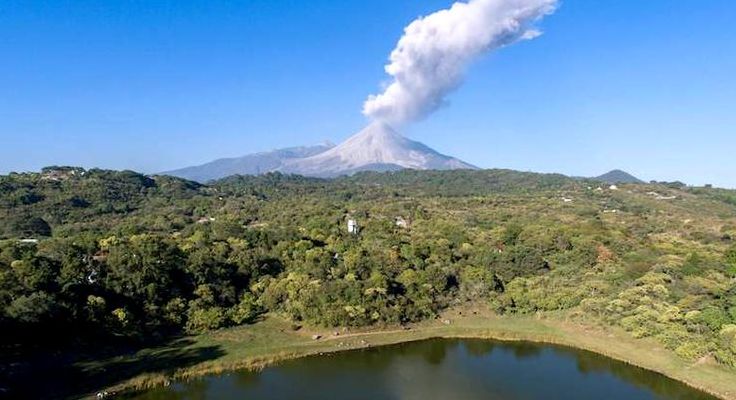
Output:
top-left (132, 339), bottom-right (716, 400)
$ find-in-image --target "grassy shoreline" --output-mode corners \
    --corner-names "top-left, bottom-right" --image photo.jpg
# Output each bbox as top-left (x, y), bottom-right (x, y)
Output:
top-left (88, 307), bottom-right (736, 400)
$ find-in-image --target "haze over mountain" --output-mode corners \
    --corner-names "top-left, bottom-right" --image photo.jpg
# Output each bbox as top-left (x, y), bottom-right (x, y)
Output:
top-left (166, 122), bottom-right (477, 181)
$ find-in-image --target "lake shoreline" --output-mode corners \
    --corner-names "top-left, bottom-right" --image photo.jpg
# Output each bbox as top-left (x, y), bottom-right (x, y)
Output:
top-left (96, 307), bottom-right (736, 400)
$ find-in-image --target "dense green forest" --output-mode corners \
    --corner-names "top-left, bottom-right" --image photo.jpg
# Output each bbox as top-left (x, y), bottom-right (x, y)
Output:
top-left (1, 166), bottom-right (736, 374)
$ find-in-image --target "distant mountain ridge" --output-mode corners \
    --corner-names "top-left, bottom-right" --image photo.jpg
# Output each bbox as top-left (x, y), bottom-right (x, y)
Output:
top-left (165, 122), bottom-right (477, 181)
top-left (163, 124), bottom-right (644, 184)
top-left (593, 169), bottom-right (643, 184)
top-left (163, 144), bottom-right (334, 183)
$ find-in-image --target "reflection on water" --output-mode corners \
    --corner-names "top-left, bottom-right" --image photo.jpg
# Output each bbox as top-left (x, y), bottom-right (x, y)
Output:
top-left (131, 339), bottom-right (717, 400)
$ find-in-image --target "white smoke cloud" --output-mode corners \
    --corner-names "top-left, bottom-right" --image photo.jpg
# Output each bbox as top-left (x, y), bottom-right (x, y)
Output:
top-left (363, 0), bottom-right (558, 125)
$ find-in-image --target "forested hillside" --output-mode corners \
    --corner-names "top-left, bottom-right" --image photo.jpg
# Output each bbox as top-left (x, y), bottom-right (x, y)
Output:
top-left (1, 167), bottom-right (736, 371)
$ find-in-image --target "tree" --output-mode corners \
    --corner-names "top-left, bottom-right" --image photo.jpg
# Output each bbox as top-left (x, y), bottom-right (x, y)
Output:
top-left (6, 292), bottom-right (56, 323)
top-left (186, 306), bottom-right (226, 334)
top-left (104, 235), bottom-right (186, 327)
top-left (229, 292), bottom-right (262, 325)
top-left (185, 243), bottom-right (237, 305)
top-left (11, 257), bottom-right (57, 292)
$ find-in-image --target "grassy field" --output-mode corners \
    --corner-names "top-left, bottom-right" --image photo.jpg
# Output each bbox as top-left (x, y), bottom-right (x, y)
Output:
top-left (74, 305), bottom-right (736, 400)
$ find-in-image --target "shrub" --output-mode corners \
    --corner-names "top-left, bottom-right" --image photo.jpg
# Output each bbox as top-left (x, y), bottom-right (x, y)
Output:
top-left (715, 325), bottom-right (736, 366)
top-left (727, 245), bottom-right (736, 266)
top-left (674, 341), bottom-right (709, 360)
top-left (720, 325), bottom-right (736, 353)
top-left (229, 292), bottom-right (262, 325)
top-left (699, 306), bottom-right (730, 332)
top-left (726, 245), bottom-right (736, 277)
top-left (186, 307), bottom-right (227, 334)
top-left (502, 224), bottom-right (523, 246)
top-left (656, 325), bottom-right (690, 350)
top-left (163, 298), bottom-right (187, 326)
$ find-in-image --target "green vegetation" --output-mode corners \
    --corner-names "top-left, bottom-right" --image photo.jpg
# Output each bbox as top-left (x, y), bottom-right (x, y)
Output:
top-left (1, 167), bottom-right (735, 397)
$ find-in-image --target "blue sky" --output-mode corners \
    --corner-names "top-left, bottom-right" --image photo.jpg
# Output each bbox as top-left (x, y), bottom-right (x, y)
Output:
top-left (1, 0), bottom-right (734, 187)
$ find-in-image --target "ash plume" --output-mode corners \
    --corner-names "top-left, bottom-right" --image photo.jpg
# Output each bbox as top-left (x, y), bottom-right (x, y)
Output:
top-left (363, 0), bottom-right (558, 126)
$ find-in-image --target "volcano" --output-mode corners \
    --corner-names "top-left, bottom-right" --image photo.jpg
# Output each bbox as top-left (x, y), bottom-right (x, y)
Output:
top-left (279, 122), bottom-right (477, 177)
top-left (165, 122), bottom-right (476, 181)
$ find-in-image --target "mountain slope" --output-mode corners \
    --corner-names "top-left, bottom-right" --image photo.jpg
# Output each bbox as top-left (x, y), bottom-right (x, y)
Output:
top-left (594, 169), bottom-right (644, 184)
top-left (163, 122), bottom-right (477, 181)
top-left (163, 144), bottom-right (333, 182)
top-left (279, 122), bottom-right (477, 177)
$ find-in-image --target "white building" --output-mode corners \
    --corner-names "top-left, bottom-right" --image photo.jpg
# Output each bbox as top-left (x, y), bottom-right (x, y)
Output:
top-left (347, 219), bottom-right (359, 234)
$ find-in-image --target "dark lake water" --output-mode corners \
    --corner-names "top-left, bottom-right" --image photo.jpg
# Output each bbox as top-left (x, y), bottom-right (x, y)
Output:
top-left (131, 339), bottom-right (716, 400)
